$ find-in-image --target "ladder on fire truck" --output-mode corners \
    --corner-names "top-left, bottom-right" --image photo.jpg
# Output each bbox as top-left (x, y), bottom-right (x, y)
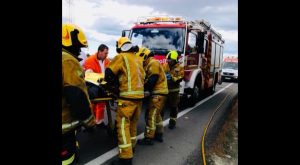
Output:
top-left (188, 20), bottom-right (224, 43)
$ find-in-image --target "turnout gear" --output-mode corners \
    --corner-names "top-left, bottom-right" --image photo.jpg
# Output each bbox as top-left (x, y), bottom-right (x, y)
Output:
top-left (144, 56), bottom-right (168, 95)
top-left (163, 50), bottom-right (184, 129)
top-left (136, 47), bottom-right (152, 62)
top-left (106, 37), bottom-right (145, 159)
top-left (62, 23), bottom-right (88, 57)
top-left (143, 95), bottom-right (166, 139)
top-left (115, 99), bottom-right (142, 159)
top-left (163, 63), bottom-right (184, 92)
top-left (137, 137), bottom-right (154, 145)
top-left (105, 53), bottom-right (145, 100)
top-left (62, 131), bottom-right (77, 165)
top-left (139, 48), bottom-right (168, 144)
top-left (62, 23), bottom-right (94, 165)
top-left (62, 49), bottom-right (95, 164)
top-left (62, 23), bottom-right (88, 48)
top-left (116, 37), bottom-right (133, 53)
top-left (166, 50), bottom-right (179, 62)
top-left (62, 50), bottom-right (95, 134)
top-left (154, 132), bottom-right (164, 142)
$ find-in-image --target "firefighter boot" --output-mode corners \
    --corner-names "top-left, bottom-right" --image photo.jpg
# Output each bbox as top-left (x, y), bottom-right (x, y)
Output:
top-left (154, 133), bottom-right (163, 142)
top-left (168, 119), bottom-right (176, 129)
top-left (137, 137), bottom-right (154, 145)
top-left (111, 158), bottom-right (132, 165)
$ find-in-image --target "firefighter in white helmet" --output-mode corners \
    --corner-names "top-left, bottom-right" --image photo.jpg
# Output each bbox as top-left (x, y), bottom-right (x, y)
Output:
top-left (62, 23), bottom-right (95, 165)
top-left (104, 37), bottom-right (144, 165)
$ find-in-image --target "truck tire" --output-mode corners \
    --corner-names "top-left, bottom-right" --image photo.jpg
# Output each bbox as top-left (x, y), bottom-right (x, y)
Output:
top-left (209, 74), bottom-right (218, 95)
top-left (189, 76), bottom-right (201, 106)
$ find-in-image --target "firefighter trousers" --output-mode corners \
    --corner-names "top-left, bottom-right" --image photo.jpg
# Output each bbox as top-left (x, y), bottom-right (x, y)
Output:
top-left (163, 91), bottom-right (180, 123)
top-left (62, 131), bottom-right (77, 165)
top-left (116, 99), bottom-right (142, 159)
top-left (145, 95), bottom-right (166, 138)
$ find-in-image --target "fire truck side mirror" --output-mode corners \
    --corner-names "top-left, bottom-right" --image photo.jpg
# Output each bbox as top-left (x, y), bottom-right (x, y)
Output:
top-left (122, 30), bottom-right (131, 37)
top-left (197, 32), bottom-right (205, 54)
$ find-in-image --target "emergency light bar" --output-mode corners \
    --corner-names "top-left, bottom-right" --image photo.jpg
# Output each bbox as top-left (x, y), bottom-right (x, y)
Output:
top-left (137, 16), bottom-right (185, 24)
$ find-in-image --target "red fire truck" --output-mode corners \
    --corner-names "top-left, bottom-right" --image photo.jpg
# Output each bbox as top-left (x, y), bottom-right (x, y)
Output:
top-left (122, 16), bottom-right (225, 105)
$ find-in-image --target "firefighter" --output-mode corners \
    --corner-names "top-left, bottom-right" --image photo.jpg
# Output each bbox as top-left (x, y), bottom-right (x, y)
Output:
top-left (163, 50), bottom-right (184, 129)
top-left (136, 47), bottom-right (168, 145)
top-left (105, 37), bottom-right (144, 165)
top-left (62, 23), bottom-right (95, 165)
top-left (83, 44), bottom-right (110, 126)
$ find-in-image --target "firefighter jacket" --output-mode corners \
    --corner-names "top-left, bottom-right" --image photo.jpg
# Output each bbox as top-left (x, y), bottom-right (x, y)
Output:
top-left (62, 49), bottom-right (95, 134)
top-left (105, 52), bottom-right (145, 99)
top-left (164, 63), bottom-right (184, 92)
top-left (144, 57), bottom-right (168, 95)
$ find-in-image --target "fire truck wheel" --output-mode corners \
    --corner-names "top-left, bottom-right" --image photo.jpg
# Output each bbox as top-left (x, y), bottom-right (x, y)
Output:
top-left (190, 76), bottom-right (201, 106)
top-left (209, 74), bottom-right (218, 94)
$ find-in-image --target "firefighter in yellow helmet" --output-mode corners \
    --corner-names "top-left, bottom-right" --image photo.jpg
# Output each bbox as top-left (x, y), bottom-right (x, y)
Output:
top-left (104, 37), bottom-right (144, 165)
top-left (136, 47), bottom-right (168, 145)
top-left (163, 50), bottom-right (184, 129)
top-left (62, 23), bottom-right (95, 165)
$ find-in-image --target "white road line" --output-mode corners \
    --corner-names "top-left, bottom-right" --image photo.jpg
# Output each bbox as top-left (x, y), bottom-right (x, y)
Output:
top-left (85, 83), bottom-right (233, 165)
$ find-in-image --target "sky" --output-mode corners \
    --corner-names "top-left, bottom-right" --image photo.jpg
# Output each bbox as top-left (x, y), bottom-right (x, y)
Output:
top-left (62, 0), bottom-right (237, 58)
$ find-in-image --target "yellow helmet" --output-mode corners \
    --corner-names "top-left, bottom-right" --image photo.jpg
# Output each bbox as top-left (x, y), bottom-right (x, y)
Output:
top-left (116, 37), bottom-right (133, 52)
top-left (62, 23), bottom-right (88, 47)
top-left (166, 50), bottom-right (179, 62)
top-left (136, 47), bottom-right (151, 61)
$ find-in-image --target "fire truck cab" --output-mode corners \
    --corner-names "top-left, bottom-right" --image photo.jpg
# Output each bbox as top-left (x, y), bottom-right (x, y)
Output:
top-left (122, 16), bottom-right (225, 105)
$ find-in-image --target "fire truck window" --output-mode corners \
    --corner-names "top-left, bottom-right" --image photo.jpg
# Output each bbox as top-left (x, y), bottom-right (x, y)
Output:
top-left (130, 28), bottom-right (184, 54)
top-left (210, 42), bottom-right (216, 72)
top-left (204, 40), bottom-right (207, 53)
top-left (220, 46), bottom-right (223, 65)
top-left (215, 44), bottom-right (220, 68)
top-left (131, 33), bottom-right (143, 47)
top-left (188, 32), bottom-right (197, 54)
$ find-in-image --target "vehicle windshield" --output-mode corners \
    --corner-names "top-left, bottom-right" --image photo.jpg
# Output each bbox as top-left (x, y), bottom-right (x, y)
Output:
top-left (130, 28), bottom-right (184, 55)
top-left (223, 62), bottom-right (238, 70)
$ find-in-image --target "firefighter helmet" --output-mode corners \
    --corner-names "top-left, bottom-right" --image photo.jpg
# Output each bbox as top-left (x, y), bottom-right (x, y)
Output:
top-left (136, 47), bottom-right (151, 61)
top-left (116, 37), bottom-right (133, 52)
top-left (166, 50), bottom-right (179, 62)
top-left (62, 23), bottom-right (88, 48)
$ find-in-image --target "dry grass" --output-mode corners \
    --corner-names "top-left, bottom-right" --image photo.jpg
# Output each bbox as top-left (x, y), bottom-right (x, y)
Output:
top-left (206, 98), bottom-right (238, 164)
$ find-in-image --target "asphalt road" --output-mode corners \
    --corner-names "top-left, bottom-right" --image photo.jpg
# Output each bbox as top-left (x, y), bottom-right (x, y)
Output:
top-left (76, 82), bottom-right (238, 165)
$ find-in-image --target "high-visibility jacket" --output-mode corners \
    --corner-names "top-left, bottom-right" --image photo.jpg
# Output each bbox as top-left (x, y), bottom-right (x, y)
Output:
top-left (82, 52), bottom-right (110, 124)
top-left (163, 63), bottom-right (184, 92)
top-left (83, 53), bottom-right (110, 73)
top-left (62, 49), bottom-right (95, 134)
top-left (107, 52), bottom-right (145, 99)
top-left (144, 57), bottom-right (168, 95)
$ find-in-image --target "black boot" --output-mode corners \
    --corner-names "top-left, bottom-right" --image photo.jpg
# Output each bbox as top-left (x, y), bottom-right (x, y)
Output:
top-left (137, 137), bottom-right (154, 145)
top-left (168, 119), bottom-right (176, 129)
top-left (111, 158), bottom-right (132, 165)
top-left (154, 133), bottom-right (163, 142)
top-left (96, 122), bottom-right (106, 129)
